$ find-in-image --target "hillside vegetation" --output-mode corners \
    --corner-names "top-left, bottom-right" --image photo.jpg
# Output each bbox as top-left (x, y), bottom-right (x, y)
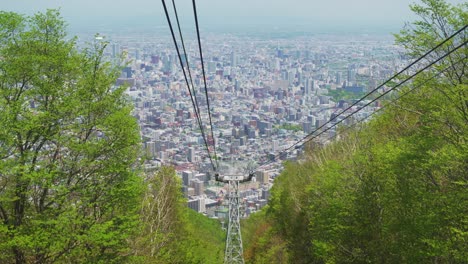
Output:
top-left (243, 1), bottom-right (467, 263)
top-left (130, 166), bottom-right (225, 264)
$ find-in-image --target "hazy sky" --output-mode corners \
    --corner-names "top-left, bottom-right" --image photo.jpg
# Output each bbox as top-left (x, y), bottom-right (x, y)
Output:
top-left (1, 0), bottom-right (465, 33)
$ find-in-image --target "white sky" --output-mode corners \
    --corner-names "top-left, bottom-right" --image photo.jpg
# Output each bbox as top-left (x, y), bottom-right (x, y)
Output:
top-left (1, 0), bottom-right (465, 33)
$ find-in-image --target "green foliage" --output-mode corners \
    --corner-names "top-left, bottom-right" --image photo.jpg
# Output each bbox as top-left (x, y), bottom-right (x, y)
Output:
top-left (276, 124), bottom-right (302, 132)
top-left (0, 10), bottom-right (144, 263)
top-left (328, 89), bottom-right (366, 101)
top-left (253, 82), bottom-right (468, 263)
top-left (130, 166), bottom-right (185, 263)
top-left (244, 1), bottom-right (468, 263)
top-left (130, 166), bottom-right (224, 264)
top-left (182, 209), bottom-right (225, 264)
top-left (394, 0), bottom-right (467, 84)
top-left (242, 210), bottom-right (289, 264)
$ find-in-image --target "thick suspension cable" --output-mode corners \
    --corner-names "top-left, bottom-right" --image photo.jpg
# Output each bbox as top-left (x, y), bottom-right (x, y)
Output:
top-left (328, 57), bottom-right (466, 143)
top-left (161, 0), bottom-right (217, 172)
top-left (281, 24), bottom-right (467, 154)
top-left (171, 0), bottom-right (202, 119)
top-left (256, 31), bottom-right (466, 170)
top-left (192, 0), bottom-right (220, 169)
top-left (300, 40), bottom-right (467, 148)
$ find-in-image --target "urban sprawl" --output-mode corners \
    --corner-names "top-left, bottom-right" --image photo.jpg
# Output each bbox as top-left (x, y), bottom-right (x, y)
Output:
top-left (85, 32), bottom-right (405, 220)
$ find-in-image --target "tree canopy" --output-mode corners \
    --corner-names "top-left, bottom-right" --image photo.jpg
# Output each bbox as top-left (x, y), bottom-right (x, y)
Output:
top-left (0, 10), bottom-right (143, 263)
top-left (131, 166), bottom-right (225, 264)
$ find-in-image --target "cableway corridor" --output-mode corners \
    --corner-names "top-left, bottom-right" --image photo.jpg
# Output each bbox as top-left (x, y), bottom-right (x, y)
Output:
top-left (1, 0), bottom-right (466, 263)
top-left (161, 0), bottom-right (467, 263)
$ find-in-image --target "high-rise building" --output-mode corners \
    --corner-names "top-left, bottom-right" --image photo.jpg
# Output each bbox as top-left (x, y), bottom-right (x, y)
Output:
top-left (112, 43), bottom-right (120, 58)
top-left (145, 141), bottom-right (156, 158)
top-left (274, 58), bottom-right (281, 71)
top-left (188, 198), bottom-right (205, 213)
top-left (302, 121), bottom-right (313, 133)
top-left (297, 71), bottom-right (303, 84)
top-left (348, 68), bottom-right (356, 83)
top-left (272, 140), bottom-right (279, 152)
top-left (188, 147), bottom-right (195, 162)
top-left (191, 179), bottom-right (204, 196)
top-left (277, 49), bottom-right (284, 58)
top-left (261, 188), bottom-right (270, 200)
top-left (135, 49), bottom-right (140, 60)
top-left (305, 78), bottom-right (314, 96)
top-left (231, 51), bottom-right (238, 67)
top-left (319, 95), bottom-right (330, 105)
top-left (288, 69), bottom-right (295, 85)
top-left (281, 70), bottom-right (288, 81)
top-left (336, 72), bottom-right (342, 85)
top-left (308, 115), bottom-right (317, 128)
top-left (208, 61), bottom-right (216, 73)
top-left (256, 170), bottom-right (269, 185)
top-left (122, 66), bottom-right (132, 78)
top-left (194, 173), bottom-right (206, 182)
top-left (182, 171), bottom-right (193, 186)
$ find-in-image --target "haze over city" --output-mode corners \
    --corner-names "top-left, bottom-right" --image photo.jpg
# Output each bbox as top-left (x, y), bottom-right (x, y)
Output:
top-left (3, 0), bottom-right (466, 33)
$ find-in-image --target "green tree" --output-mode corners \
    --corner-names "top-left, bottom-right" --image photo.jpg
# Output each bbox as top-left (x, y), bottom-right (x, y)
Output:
top-left (394, 3), bottom-right (468, 260)
top-left (394, 0), bottom-right (467, 85)
top-left (242, 210), bottom-right (288, 264)
top-left (0, 10), bottom-right (143, 263)
top-left (131, 166), bottom-right (225, 264)
top-left (131, 166), bottom-right (186, 262)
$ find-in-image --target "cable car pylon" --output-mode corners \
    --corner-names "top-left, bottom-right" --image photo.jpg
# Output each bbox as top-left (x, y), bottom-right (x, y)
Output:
top-left (215, 173), bottom-right (254, 264)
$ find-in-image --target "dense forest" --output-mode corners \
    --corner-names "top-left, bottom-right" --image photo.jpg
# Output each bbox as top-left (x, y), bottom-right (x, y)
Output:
top-left (242, 0), bottom-right (467, 263)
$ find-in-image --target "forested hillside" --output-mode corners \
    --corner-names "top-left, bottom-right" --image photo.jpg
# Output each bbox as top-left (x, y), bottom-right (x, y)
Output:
top-left (131, 166), bottom-right (225, 264)
top-left (243, 1), bottom-right (467, 263)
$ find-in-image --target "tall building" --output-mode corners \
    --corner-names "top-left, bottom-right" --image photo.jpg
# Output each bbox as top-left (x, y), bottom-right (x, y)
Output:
top-left (272, 140), bottom-right (279, 152)
top-left (261, 188), bottom-right (270, 200)
top-left (188, 197), bottom-right (205, 213)
top-left (151, 55), bottom-right (160, 64)
top-left (274, 58), bottom-right (281, 71)
top-left (348, 68), bottom-right (356, 83)
top-left (336, 72), bottom-right (342, 85)
top-left (191, 179), bottom-right (204, 196)
top-left (145, 141), bottom-right (156, 158)
top-left (182, 171), bottom-right (193, 186)
top-left (135, 49), bottom-right (140, 60)
top-left (287, 69), bottom-right (295, 85)
top-left (255, 170), bottom-right (269, 185)
top-left (208, 61), bottom-right (216, 73)
top-left (122, 66), bottom-right (132, 78)
top-left (188, 147), bottom-right (195, 162)
top-left (305, 78), bottom-right (314, 97)
top-left (231, 51), bottom-right (238, 67)
top-left (281, 70), bottom-right (288, 81)
top-left (302, 121), bottom-right (313, 133)
top-left (297, 71), bottom-right (303, 84)
top-left (112, 43), bottom-right (120, 58)
top-left (194, 173), bottom-right (206, 182)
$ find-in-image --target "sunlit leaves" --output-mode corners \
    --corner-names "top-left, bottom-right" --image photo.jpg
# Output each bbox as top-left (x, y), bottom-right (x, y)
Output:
top-left (0, 10), bottom-right (143, 263)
